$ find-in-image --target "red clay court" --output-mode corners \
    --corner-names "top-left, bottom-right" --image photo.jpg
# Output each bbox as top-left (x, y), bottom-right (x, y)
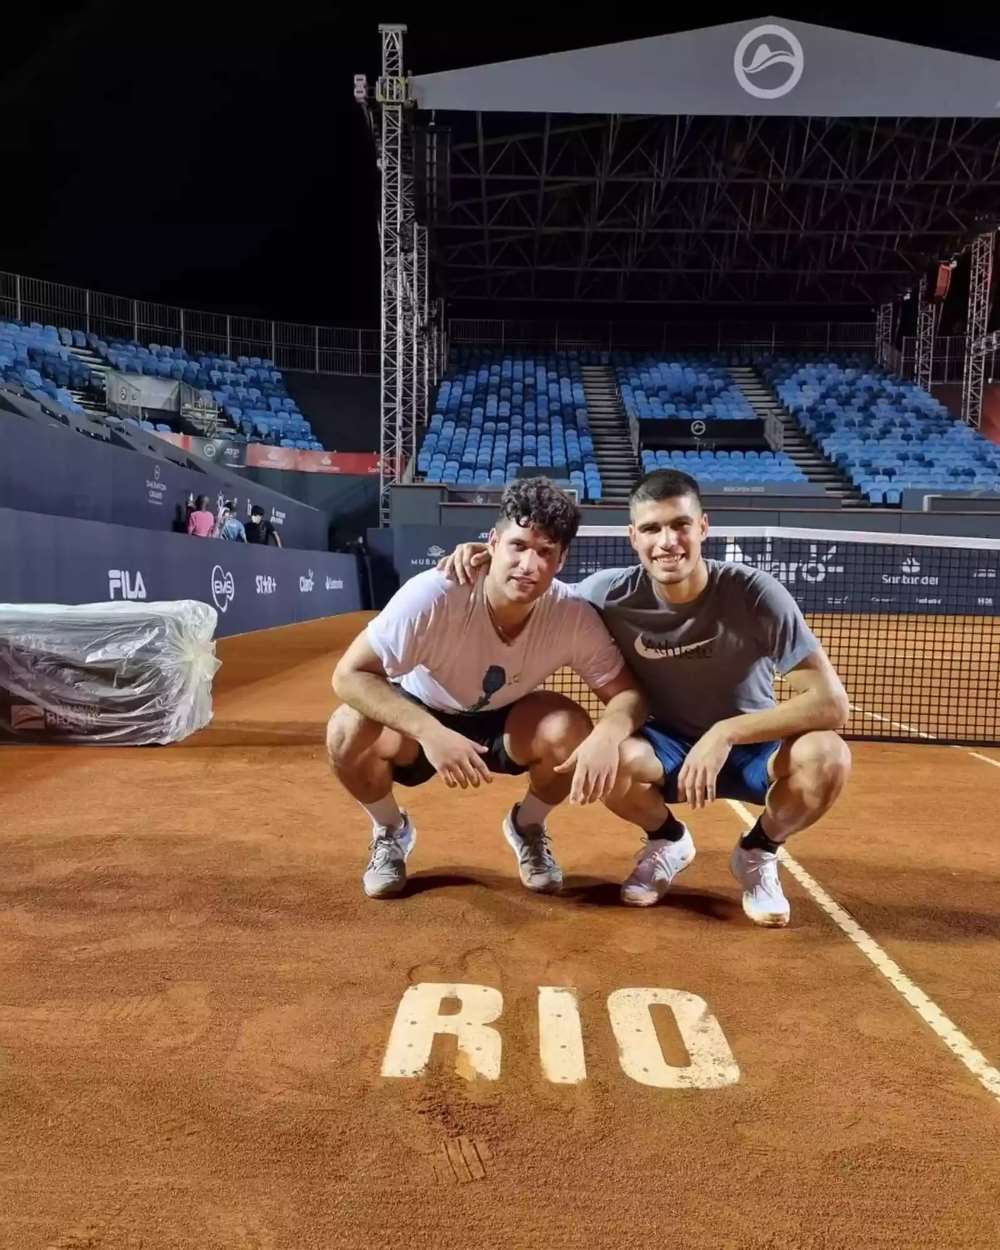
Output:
top-left (3, 612), bottom-right (1000, 1249)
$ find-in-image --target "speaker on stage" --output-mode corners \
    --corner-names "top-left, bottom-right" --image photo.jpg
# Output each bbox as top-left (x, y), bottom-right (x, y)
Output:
top-left (930, 262), bottom-right (953, 303)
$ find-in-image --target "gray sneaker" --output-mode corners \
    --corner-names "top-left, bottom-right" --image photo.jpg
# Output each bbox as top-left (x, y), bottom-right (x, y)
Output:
top-left (502, 806), bottom-right (563, 894)
top-left (362, 815), bottom-right (416, 898)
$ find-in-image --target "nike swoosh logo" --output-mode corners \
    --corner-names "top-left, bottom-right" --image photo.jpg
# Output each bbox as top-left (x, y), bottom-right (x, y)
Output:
top-left (634, 629), bottom-right (723, 660)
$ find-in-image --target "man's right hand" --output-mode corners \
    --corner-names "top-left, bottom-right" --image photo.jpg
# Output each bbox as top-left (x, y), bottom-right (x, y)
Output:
top-left (420, 724), bottom-right (493, 788)
top-left (436, 542), bottom-right (490, 585)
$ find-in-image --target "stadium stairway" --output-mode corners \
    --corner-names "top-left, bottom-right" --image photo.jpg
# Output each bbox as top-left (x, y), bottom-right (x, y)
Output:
top-left (729, 365), bottom-right (867, 508)
top-left (580, 365), bottom-right (639, 502)
top-left (67, 345), bottom-right (114, 423)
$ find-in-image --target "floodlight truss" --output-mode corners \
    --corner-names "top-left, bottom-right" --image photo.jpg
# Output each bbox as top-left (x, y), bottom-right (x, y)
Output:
top-left (961, 230), bottom-right (996, 427)
top-left (415, 223), bottom-right (428, 443)
top-left (376, 24), bottom-right (417, 524)
top-left (427, 113), bottom-right (1000, 306)
top-left (875, 301), bottom-right (894, 368)
top-left (914, 276), bottom-right (938, 393)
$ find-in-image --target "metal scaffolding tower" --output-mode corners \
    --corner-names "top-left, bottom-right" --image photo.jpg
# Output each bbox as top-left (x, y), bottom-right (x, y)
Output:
top-left (414, 223), bottom-right (429, 451)
top-left (914, 277), bottom-right (937, 393)
top-left (961, 231), bottom-right (996, 427)
top-left (875, 302), bottom-right (894, 369)
top-left (376, 24), bottom-right (416, 524)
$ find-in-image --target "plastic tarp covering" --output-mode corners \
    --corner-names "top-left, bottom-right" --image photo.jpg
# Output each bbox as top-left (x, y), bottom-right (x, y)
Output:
top-left (0, 600), bottom-right (221, 745)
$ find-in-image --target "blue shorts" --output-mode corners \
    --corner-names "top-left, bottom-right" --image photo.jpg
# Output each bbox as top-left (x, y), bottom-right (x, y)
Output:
top-left (639, 724), bottom-right (781, 807)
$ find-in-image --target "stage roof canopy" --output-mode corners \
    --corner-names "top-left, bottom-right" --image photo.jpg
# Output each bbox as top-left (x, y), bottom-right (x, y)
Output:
top-left (413, 18), bottom-right (1000, 118)
top-left (408, 19), bottom-right (1000, 306)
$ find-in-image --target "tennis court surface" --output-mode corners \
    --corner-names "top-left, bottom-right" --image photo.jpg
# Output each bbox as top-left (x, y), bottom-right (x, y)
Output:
top-left (3, 603), bottom-right (1000, 1249)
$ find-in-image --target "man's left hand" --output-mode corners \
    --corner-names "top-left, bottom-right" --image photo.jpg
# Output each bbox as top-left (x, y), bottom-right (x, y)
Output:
top-left (553, 730), bottom-right (620, 804)
top-left (676, 726), bottom-right (733, 809)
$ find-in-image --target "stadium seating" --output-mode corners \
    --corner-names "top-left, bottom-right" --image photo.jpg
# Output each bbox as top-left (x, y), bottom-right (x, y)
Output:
top-left (762, 357), bottom-right (1000, 505)
top-left (616, 355), bottom-right (754, 421)
top-left (639, 448), bottom-right (807, 484)
top-left (417, 348), bottom-right (603, 501)
top-left (93, 336), bottom-right (323, 450)
top-left (4, 318), bottom-right (326, 449)
top-left (0, 322), bottom-right (92, 414)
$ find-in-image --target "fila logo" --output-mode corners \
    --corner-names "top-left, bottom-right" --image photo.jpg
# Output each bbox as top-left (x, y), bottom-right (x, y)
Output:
top-left (108, 569), bottom-right (147, 600)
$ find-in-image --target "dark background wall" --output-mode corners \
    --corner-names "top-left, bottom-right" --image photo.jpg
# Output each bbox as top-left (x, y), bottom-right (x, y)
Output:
top-left (283, 372), bottom-right (380, 452)
top-left (241, 467), bottom-right (379, 547)
top-left (3, 411), bottom-right (329, 551)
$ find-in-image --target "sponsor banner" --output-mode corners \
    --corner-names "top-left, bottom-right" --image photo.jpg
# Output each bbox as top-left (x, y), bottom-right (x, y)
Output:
top-left (244, 445), bottom-right (380, 475)
top-left (154, 432), bottom-right (245, 467)
top-left (717, 534), bottom-right (998, 616)
top-left (393, 526), bottom-right (1000, 616)
top-left (638, 417), bottom-right (767, 447)
top-left (393, 524), bottom-right (492, 585)
top-left (0, 507), bottom-right (363, 639)
top-left (159, 435), bottom-right (379, 475)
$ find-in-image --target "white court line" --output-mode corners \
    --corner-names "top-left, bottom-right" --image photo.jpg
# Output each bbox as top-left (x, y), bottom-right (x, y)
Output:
top-left (848, 703), bottom-right (934, 740)
top-left (848, 703), bottom-right (1000, 772)
top-left (965, 750), bottom-right (1000, 771)
top-left (727, 797), bottom-right (1000, 1105)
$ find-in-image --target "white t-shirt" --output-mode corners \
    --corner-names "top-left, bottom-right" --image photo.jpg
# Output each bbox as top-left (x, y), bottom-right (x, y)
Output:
top-left (366, 570), bottom-right (625, 713)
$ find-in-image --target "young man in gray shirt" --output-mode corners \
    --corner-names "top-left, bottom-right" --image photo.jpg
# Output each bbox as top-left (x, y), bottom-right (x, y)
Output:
top-left (442, 469), bottom-right (851, 927)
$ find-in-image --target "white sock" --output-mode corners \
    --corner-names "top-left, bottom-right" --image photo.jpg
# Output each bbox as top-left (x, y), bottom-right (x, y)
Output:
top-left (515, 791), bottom-right (555, 830)
top-left (360, 792), bottom-right (404, 832)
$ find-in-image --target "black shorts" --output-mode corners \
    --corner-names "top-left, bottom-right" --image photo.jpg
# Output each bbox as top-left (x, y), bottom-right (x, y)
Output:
top-left (391, 693), bottom-right (529, 787)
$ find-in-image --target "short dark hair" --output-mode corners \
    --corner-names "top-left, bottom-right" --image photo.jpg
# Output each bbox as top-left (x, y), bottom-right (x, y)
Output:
top-left (629, 468), bottom-right (703, 515)
top-left (495, 477), bottom-right (580, 549)
top-left (250, 505), bottom-right (264, 518)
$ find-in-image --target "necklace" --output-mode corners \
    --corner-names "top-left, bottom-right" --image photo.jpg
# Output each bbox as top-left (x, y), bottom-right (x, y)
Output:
top-left (485, 590), bottom-right (532, 645)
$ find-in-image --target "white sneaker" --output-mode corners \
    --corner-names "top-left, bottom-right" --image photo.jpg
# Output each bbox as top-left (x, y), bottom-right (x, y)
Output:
top-left (362, 814), bottom-right (417, 898)
top-left (502, 806), bottom-right (563, 893)
top-left (620, 828), bottom-right (696, 907)
top-left (730, 843), bottom-right (790, 927)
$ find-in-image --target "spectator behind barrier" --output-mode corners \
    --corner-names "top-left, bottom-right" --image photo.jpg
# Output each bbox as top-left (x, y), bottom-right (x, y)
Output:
top-left (245, 504), bottom-right (282, 547)
top-left (187, 495), bottom-right (215, 537)
top-left (218, 499), bottom-right (247, 543)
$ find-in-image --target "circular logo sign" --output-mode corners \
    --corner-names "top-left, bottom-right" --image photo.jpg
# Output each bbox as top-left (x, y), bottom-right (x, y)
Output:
top-left (691, 419), bottom-right (707, 437)
top-left (734, 24), bottom-right (804, 100)
top-left (210, 564), bottom-right (235, 613)
top-left (203, 441), bottom-right (217, 458)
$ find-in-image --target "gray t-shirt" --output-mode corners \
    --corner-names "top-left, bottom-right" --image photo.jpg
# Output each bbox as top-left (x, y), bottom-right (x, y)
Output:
top-left (576, 559), bottom-right (819, 739)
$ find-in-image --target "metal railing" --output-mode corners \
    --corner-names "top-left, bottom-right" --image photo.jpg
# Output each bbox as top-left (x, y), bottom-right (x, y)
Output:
top-left (898, 334), bottom-right (998, 387)
top-left (0, 270), bottom-right (380, 378)
top-left (447, 318), bottom-right (876, 354)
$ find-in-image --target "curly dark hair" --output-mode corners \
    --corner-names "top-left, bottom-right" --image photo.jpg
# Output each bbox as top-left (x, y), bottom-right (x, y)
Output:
top-left (495, 477), bottom-right (580, 549)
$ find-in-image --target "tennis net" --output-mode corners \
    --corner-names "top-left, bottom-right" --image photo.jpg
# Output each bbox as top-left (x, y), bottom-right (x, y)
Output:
top-left (546, 524), bottom-right (1000, 746)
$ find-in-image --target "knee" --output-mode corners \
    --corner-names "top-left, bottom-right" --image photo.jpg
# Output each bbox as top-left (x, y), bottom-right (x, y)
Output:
top-left (326, 705), bottom-right (378, 768)
top-left (792, 733), bottom-right (852, 800)
top-left (519, 694), bottom-right (592, 766)
top-left (535, 707), bottom-right (593, 765)
top-left (607, 738), bottom-right (658, 802)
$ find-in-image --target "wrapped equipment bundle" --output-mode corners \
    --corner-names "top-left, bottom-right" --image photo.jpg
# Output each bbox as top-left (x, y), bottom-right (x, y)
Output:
top-left (0, 600), bottom-right (221, 745)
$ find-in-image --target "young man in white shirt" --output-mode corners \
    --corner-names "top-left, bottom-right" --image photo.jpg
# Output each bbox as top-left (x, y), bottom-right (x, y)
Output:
top-left (328, 478), bottom-right (646, 899)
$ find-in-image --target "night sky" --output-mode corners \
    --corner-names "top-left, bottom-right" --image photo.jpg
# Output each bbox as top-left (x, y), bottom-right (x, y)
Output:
top-left (4, 5), bottom-right (999, 329)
